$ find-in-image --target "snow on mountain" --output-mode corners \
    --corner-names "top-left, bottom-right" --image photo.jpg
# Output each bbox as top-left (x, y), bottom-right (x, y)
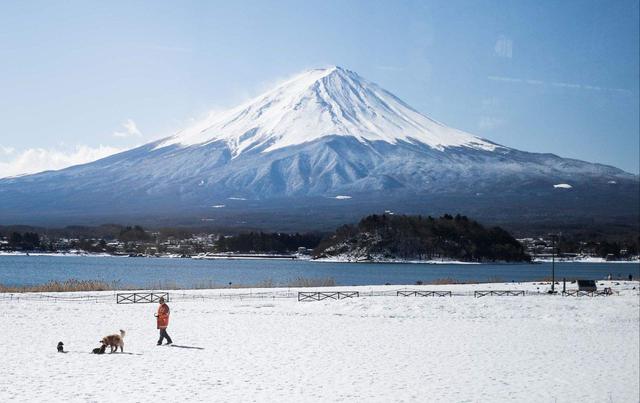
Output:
top-left (0, 66), bottom-right (637, 227)
top-left (156, 66), bottom-right (498, 156)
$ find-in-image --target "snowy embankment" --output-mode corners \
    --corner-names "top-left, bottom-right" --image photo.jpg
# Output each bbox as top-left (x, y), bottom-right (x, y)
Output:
top-left (1, 281), bottom-right (638, 402)
top-left (314, 255), bottom-right (481, 264)
top-left (0, 251), bottom-right (116, 257)
top-left (533, 256), bottom-right (640, 264)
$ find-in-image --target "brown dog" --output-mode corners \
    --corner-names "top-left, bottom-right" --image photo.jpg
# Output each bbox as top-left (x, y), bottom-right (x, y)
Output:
top-left (100, 330), bottom-right (125, 353)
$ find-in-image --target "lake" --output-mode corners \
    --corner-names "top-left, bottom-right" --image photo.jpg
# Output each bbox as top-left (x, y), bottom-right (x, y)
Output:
top-left (0, 255), bottom-right (638, 288)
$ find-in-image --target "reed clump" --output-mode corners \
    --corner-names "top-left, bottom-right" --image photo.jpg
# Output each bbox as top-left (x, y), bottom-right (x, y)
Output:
top-left (428, 277), bottom-right (465, 285)
top-left (1, 276), bottom-right (339, 293)
top-left (286, 277), bottom-right (336, 287)
top-left (0, 279), bottom-right (113, 293)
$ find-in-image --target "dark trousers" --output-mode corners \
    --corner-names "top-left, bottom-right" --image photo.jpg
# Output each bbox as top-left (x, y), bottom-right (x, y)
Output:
top-left (158, 328), bottom-right (172, 344)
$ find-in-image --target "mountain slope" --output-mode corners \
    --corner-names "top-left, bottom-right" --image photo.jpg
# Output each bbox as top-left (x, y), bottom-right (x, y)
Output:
top-left (0, 66), bottom-right (637, 228)
top-left (156, 66), bottom-right (497, 155)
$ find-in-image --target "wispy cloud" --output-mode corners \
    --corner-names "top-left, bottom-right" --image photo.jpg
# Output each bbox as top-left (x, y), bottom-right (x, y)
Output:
top-left (481, 97), bottom-right (500, 109)
top-left (113, 119), bottom-right (142, 138)
top-left (0, 145), bottom-right (15, 155)
top-left (478, 116), bottom-right (505, 130)
top-left (0, 145), bottom-right (123, 178)
top-left (488, 75), bottom-right (632, 95)
top-left (494, 36), bottom-right (513, 59)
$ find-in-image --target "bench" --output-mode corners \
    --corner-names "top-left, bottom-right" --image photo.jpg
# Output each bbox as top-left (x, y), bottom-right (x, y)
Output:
top-left (577, 280), bottom-right (597, 292)
top-left (298, 291), bottom-right (359, 301)
top-left (474, 290), bottom-right (525, 298)
top-left (116, 292), bottom-right (170, 304)
top-left (397, 290), bottom-right (452, 297)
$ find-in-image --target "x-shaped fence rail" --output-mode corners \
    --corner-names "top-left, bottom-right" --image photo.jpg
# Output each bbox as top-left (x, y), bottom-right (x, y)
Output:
top-left (397, 290), bottom-right (452, 297)
top-left (116, 292), bottom-right (170, 304)
top-left (298, 291), bottom-right (359, 301)
top-left (562, 290), bottom-right (612, 297)
top-left (474, 290), bottom-right (525, 298)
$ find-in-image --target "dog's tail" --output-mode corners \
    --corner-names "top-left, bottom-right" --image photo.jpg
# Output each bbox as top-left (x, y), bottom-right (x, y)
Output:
top-left (120, 329), bottom-right (126, 338)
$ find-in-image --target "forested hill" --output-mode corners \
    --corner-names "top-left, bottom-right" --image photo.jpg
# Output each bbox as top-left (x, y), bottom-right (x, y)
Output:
top-left (313, 214), bottom-right (530, 262)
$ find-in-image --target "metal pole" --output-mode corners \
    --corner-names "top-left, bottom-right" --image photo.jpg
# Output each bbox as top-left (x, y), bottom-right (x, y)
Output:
top-left (551, 235), bottom-right (556, 293)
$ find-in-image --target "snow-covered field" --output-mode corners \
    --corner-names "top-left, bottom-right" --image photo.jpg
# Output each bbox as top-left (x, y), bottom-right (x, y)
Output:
top-left (1, 281), bottom-right (638, 402)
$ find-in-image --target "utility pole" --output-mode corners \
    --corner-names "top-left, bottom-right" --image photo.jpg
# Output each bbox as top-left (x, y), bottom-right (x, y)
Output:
top-left (550, 234), bottom-right (558, 293)
top-left (551, 235), bottom-right (555, 292)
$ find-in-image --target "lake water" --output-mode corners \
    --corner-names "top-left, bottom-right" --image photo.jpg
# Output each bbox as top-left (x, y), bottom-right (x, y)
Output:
top-left (0, 255), bottom-right (638, 288)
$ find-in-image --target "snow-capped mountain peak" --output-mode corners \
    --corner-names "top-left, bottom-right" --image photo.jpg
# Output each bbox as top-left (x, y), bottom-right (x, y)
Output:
top-left (157, 66), bottom-right (498, 156)
top-left (1, 66), bottom-right (637, 227)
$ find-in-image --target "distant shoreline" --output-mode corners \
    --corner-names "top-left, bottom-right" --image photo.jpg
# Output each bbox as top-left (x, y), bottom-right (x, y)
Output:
top-left (313, 256), bottom-right (481, 265)
top-left (531, 257), bottom-right (640, 264)
top-left (1, 251), bottom-right (638, 264)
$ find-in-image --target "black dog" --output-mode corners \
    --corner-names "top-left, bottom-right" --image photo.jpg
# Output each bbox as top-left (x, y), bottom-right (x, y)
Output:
top-left (92, 343), bottom-right (106, 354)
top-left (57, 342), bottom-right (64, 353)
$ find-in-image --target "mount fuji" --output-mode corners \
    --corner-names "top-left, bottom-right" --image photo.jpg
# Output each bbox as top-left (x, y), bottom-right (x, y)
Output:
top-left (0, 66), bottom-right (637, 229)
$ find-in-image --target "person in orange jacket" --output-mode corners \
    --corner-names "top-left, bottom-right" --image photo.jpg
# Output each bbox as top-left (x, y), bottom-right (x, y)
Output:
top-left (155, 297), bottom-right (173, 345)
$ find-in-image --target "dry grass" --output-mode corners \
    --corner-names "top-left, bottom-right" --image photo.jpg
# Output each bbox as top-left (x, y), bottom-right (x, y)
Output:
top-left (427, 278), bottom-right (467, 285)
top-left (255, 279), bottom-right (275, 288)
top-left (0, 277), bottom-right (340, 293)
top-left (426, 277), bottom-right (506, 285)
top-left (0, 279), bottom-right (116, 293)
top-left (286, 277), bottom-right (336, 287)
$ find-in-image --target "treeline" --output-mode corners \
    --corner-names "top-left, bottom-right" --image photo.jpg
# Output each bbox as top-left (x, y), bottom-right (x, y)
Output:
top-left (555, 235), bottom-right (639, 258)
top-left (0, 224), bottom-right (124, 241)
top-left (118, 225), bottom-right (152, 241)
top-left (2, 231), bottom-right (113, 252)
top-left (216, 232), bottom-right (323, 253)
top-left (5, 232), bottom-right (41, 250)
top-left (0, 224), bottom-right (200, 242)
top-left (314, 213), bottom-right (530, 262)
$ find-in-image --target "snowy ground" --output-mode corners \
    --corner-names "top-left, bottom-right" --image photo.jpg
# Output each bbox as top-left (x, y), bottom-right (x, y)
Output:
top-left (313, 255), bottom-right (481, 264)
top-left (1, 281), bottom-right (638, 402)
top-left (532, 256), bottom-right (640, 263)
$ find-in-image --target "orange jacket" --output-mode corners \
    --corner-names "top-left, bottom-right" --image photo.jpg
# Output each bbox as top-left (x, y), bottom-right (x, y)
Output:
top-left (157, 303), bottom-right (170, 329)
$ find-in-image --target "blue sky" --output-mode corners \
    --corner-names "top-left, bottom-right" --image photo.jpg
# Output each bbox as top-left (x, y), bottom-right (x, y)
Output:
top-left (0, 0), bottom-right (638, 176)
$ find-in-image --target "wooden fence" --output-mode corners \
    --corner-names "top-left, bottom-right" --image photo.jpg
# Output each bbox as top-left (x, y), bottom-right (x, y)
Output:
top-left (562, 290), bottom-right (613, 297)
top-left (397, 290), bottom-right (452, 297)
top-left (474, 290), bottom-right (525, 298)
top-left (298, 291), bottom-right (359, 301)
top-left (116, 292), bottom-right (170, 304)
